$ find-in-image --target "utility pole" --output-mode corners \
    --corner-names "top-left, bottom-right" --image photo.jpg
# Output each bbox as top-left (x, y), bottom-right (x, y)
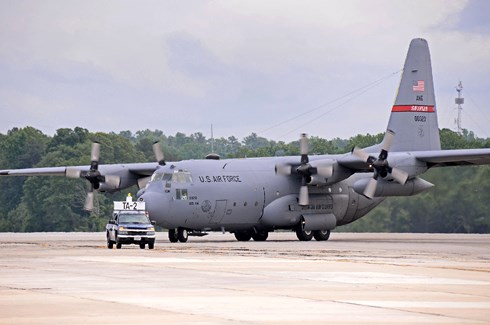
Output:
top-left (455, 81), bottom-right (464, 135)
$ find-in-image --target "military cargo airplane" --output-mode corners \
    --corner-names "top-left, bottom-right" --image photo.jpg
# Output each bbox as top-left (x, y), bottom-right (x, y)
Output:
top-left (2, 38), bottom-right (490, 243)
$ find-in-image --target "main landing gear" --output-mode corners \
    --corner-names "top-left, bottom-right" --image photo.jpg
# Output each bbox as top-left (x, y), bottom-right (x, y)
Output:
top-left (168, 228), bottom-right (188, 243)
top-left (234, 230), bottom-right (269, 242)
top-left (296, 229), bottom-right (330, 241)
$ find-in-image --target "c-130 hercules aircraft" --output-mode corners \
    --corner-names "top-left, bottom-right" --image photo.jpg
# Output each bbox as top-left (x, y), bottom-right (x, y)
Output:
top-left (2, 38), bottom-right (490, 243)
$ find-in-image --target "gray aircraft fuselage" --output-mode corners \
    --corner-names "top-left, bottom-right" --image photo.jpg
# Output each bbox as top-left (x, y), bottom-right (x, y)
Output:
top-left (141, 156), bottom-right (382, 232)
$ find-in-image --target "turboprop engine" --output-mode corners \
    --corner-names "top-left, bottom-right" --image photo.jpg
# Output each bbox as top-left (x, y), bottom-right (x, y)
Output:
top-left (275, 134), bottom-right (352, 206)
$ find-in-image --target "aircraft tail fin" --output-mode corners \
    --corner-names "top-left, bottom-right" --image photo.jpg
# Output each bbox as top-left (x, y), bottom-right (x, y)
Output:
top-left (386, 38), bottom-right (441, 152)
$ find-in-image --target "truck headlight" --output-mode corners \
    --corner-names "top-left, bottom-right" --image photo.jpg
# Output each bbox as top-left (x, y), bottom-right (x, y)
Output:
top-left (118, 226), bottom-right (128, 235)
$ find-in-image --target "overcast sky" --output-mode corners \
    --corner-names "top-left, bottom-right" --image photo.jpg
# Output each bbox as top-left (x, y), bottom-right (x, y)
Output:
top-left (1, 0), bottom-right (489, 143)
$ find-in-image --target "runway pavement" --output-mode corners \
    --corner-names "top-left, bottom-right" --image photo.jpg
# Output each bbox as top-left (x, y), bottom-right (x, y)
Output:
top-left (0, 232), bottom-right (489, 324)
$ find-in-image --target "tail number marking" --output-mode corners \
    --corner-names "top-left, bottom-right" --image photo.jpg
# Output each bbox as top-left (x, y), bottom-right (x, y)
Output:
top-left (414, 116), bottom-right (427, 122)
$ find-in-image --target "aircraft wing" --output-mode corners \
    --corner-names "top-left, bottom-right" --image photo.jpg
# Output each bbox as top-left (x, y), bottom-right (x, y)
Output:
top-left (411, 149), bottom-right (490, 167)
top-left (0, 166), bottom-right (69, 177)
top-left (0, 163), bottom-right (158, 177)
top-left (336, 148), bottom-right (490, 172)
top-left (0, 162), bottom-right (158, 192)
top-left (336, 154), bottom-right (373, 172)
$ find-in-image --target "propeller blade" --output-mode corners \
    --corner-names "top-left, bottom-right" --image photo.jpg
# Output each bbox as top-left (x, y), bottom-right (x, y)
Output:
top-left (352, 146), bottom-right (372, 163)
top-left (152, 141), bottom-right (165, 166)
top-left (65, 167), bottom-right (81, 179)
top-left (300, 133), bottom-right (308, 156)
top-left (390, 167), bottom-right (409, 185)
top-left (84, 191), bottom-right (95, 211)
top-left (381, 129), bottom-right (395, 153)
top-left (315, 164), bottom-right (333, 178)
top-left (363, 178), bottom-right (378, 199)
top-left (275, 164), bottom-right (292, 175)
top-left (299, 185), bottom-right (309, 206)
top-left (90, 142), bottom-right (101, 163)
top-left (104, 175), bottom-right (121, 188)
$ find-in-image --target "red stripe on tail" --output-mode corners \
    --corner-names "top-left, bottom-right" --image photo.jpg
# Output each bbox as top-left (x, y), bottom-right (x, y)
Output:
top-left (391, 105), bottom-right (435, 113)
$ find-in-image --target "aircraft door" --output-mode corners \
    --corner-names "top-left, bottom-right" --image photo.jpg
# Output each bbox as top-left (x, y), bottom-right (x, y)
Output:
top-left (210, 200), bottom-right (227, 224)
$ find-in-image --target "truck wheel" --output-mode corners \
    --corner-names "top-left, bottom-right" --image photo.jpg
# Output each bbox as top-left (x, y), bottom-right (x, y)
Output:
top-left (140, 243), bottom-right (145, 249)
top-left (116, 243), bottom-right (122, 249)
top-left (148, 243), bottom-right (154, 250)
top-left (106, 232), bottom-right (113, 249)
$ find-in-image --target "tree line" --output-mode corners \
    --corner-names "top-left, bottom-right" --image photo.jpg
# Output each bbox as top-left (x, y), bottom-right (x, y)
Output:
top-left (0, 126), bottom-right (489, 233)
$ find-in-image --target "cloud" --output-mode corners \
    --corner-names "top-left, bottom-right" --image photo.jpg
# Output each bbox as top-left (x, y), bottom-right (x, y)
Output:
top-left (0, 0), bottom-right (488, 141)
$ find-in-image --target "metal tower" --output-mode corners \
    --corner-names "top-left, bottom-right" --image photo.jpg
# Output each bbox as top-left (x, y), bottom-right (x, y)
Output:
top-left (455, 81), bottom-right (464, 134)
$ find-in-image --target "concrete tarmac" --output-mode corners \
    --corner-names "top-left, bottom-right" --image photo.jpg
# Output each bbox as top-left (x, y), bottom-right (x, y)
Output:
top-left (0, 232), bottom-right (489, 324)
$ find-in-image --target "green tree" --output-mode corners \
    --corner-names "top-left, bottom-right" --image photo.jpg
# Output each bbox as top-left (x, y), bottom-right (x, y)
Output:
top-left (0, 127), bottom-right (48, 230)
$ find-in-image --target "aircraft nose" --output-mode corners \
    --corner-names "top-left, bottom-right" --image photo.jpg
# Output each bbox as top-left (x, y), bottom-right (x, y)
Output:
top-left (139, 191), bottom-right (172, 228)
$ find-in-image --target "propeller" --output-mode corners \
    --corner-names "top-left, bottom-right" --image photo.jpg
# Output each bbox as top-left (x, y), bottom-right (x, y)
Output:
top-left (83, 142), bottom-right (103, 211)
top-left (352, 129), bottom-right (409, 198)
top-left (297, 133), bottom-right (310, 206)
top-left (152, 141), bottom-right (166, 166)
top-left (66, 142), bottom-right (121, 211)
top-left (275, 134), bottom-right (333, 206)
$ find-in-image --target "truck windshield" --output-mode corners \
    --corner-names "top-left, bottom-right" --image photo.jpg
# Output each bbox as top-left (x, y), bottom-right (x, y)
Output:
top-left (119, 213), bottom-right (150, 224)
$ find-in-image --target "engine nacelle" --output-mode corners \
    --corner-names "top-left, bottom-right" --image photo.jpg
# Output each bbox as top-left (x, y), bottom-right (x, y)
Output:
top-left (306, 160), bottom-right (351, 186)
top-left (353, 176), bottom-right (434, 197)
top-left (98, 180), bottom-right (121, 192)
top-left (98, 174), bottom-right (136, 193)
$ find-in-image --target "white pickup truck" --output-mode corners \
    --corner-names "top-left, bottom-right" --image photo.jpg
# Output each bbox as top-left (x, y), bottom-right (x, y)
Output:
top-left (106, 194), bottom-right (156, 249)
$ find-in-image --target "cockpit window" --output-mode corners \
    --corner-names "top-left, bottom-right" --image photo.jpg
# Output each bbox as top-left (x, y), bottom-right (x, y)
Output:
top-left (172, 170), bottom-right (193, 183)
top-left (150, 170), bottom-right (193, 185)
top-left (150, 172), bottom-right (172, 182)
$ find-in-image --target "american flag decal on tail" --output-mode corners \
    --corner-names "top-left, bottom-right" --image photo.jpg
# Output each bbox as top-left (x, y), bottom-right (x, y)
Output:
top-left (413, 80), bottom-right (425, 92)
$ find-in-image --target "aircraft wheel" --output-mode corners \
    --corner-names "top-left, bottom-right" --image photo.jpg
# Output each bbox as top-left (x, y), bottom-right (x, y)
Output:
top-left (168, 229), bottom-right (179, 243)
top-left (140, 243), bottom-right (146, 249)
top-left (252, 231), bottom-right (268, 241)
top-left (148, 243), bottom-right (154, 250)
top-left (178, 228), bottom-right (188, 243)
top-left (296, 229), bottom-right (313, 241)
top-left (234, 231), bottom-right (252, 241)
top-left (313, 230), bottom-right (330, 241)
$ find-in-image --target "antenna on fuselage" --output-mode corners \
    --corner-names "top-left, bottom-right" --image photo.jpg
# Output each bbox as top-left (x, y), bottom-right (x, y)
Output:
top-left (211, 124), bottom-right (214, 153)
top-left (205, 123), bottom-right (220, 160)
